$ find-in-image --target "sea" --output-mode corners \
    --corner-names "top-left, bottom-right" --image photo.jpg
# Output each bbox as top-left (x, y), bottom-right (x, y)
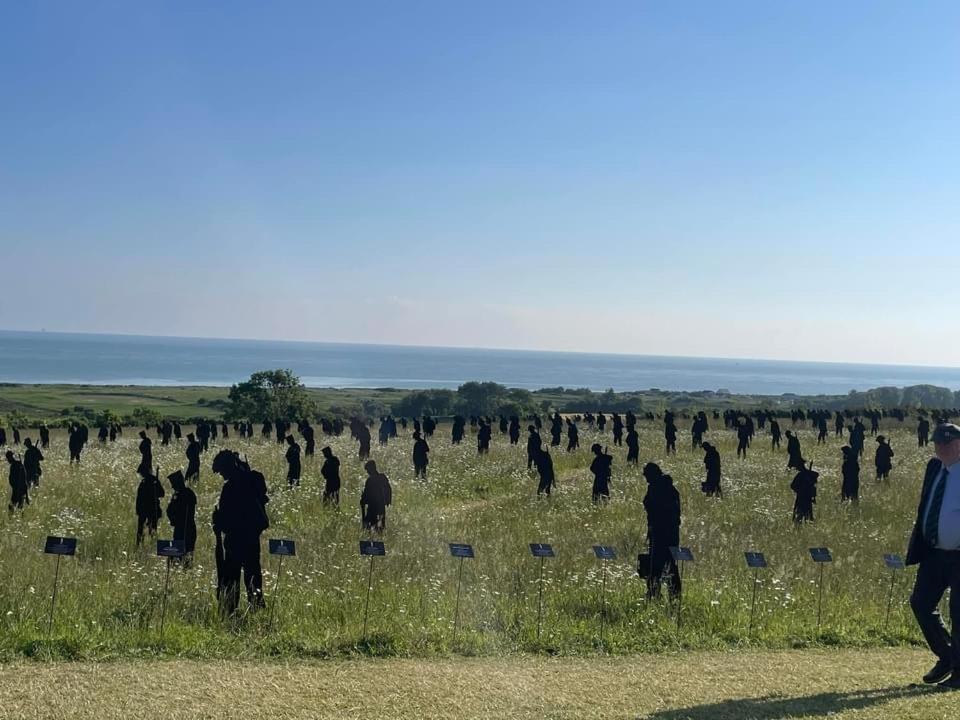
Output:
top-left (2, 330), bottom-right (960, 396)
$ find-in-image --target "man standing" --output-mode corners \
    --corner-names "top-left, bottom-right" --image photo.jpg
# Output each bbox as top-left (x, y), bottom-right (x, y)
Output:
top-left (907, 423), bottom-right (960, 688)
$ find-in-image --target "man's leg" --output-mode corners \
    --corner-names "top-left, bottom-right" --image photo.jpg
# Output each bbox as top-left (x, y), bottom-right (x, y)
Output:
top-left (910, 555), bottom-right (952, 664)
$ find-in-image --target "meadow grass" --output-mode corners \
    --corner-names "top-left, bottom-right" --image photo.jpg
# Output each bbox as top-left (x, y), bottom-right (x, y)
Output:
top-left (1, 649), bottom-right (953, 719)
top-left (0, 419), bottom-right (935, 661)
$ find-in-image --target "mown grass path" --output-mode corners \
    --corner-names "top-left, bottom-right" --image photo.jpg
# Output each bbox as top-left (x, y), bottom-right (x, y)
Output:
top-left (1, 648), bottom-right (955, 719)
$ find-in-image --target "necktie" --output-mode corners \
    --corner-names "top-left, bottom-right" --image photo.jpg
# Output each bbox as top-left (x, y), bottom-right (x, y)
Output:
top-left (924, 467), bottom-right (949, 547)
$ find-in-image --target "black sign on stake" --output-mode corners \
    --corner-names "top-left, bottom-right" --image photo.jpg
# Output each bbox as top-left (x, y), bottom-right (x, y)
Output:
top-left (359, 540), bottom-right (386, 641)
top-left (669, 547), bottom-right (694, 631)
top-left (529, 543), bottom-right (555, 639)
top-left (268, 539), bottom-right (297, 631)
top-left (743, 551), bottom-right (768, 633)
top-left (155, 540), bottom-right (184, 641)
top-left (808, 547), bottom-right (833, 633)
top-left (592, 545), bottom-right (616, 648)
top-left (43, 536), bottom-right (77, 635)
top-left (448, 543), bottom-right (475, 642)
top-left (883, 553), bottom-right (905, 629)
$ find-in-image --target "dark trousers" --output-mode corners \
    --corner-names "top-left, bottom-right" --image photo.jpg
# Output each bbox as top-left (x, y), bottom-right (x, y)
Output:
top-left (910, 549), bottom-right (960, 669)
top-left (647, 544), bottom-right (681, 600)
top-left (221, 534), bottom-right (264, 613)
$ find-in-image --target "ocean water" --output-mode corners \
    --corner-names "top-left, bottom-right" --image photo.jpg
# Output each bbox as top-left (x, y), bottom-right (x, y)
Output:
top-left (1, 330), bottom-right (960, 396)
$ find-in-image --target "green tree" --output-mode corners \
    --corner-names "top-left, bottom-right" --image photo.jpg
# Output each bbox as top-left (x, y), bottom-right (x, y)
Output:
top-left (455, 381), bottom-right (507, 416)
top-left (131, 406), bottom-right (162, 427)
top-left (226, 369), bottom-right (315, 421)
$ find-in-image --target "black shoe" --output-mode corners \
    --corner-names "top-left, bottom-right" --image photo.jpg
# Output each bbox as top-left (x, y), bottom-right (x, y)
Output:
top-left (940, 674), bottom-right (960, 690)
top-left (923, 658), bottom-right (953, 684)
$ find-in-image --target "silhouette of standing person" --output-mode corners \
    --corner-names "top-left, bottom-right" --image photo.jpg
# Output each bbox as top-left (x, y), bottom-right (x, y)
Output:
top-left (589, 443), bottom-right (612, 503)
top-left (875, 435), bottom-right (895, 481)
top-left (508, 416), bottom-right (521, 445)
top-left (185, 433), bottom-right (201, 482)
top-left (357, 423), bottom-right (372, 460)
top-left (625, 427), bottom-right (639, 465)
top-left (285, 435), bottom-right (302, 487)
top-left (905, 423), bottom-right (960, 688)
top-left (166, 470), bottom-right (197, 567)
top-left (612, 413), bottom-right (624, 446)
top-left (701, 442), bottom-right (722, 497)
top-left (212, 451), bottom-right (270, 614)
top-left (770, 419), bottom-right (782, 450)
top-left (791, 462), bottom-right (818, 524)
top-left (412, 431), bottom-right (430, 478)
top-left (137, 431), bottom-right (153, 478)
top-left (23, 438), bottom-right (43, 489)
top-left (135, 468), bottom-right (164, 545)
top-left (550, 413), bottom-right (562, 447)
top-left (664, 419), bottom-right (677, 455)
top-left (526, 426), bottom-right (541, 470)
top-left (320, 446), bottom-right (341, 505)
top-left (840, 446), bottom-right (859, 502)
top-left (736, 421), bottom-right (750, 459)
top-left (566, 419), bottom-right (579, 452)
top-left (535, 446), bottom-right (554, 497)
top-left (918, 417), bottom-right (931, 447)
top-left (6, 450), bottom-right (28, 513)
top-left (360, 460), bottom-right (392, 532)
top-left (785, 430), bottom-right (804, 470)
top-left (642, 463), bottom-right (681, 600)
top-left (477, 420), bottom-right (492, 454)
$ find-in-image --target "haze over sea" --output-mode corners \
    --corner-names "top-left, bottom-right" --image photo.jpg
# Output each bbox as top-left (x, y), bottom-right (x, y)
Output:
top-left (3, 331), bottom-right (960, 396)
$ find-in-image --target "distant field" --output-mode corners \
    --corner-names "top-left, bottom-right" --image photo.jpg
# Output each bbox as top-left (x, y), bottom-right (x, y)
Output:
top-left (0, 384), bottom-right (411, 421)
top-left (1, 649), bottom-right (954, 719)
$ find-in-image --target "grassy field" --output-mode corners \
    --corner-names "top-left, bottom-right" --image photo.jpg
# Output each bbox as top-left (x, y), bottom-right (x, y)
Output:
top-left (0, 416), bottom-right (937, 661)
top-left (0, 384), bottom-right (411, 422)
top-left (1, 649), bottom-right (955, 719)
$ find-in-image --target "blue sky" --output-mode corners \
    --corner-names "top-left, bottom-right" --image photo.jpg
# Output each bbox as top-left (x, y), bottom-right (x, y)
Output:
top-left (2, 2), bottom-right (958, 364)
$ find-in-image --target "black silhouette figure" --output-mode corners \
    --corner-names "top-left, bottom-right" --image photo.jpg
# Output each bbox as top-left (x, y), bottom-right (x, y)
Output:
top-left (785, 430), bottom-right (804, 470)
top-left (320, 446), bottom-right (341, 505)
top-left (135, 468), bottom-right (164, 545)
top-left (589, 444), bottom-right (612, 503)
top-left (68, 423), bottom-right (84, 464)
top-left (874, 435), bottom-right (895, 481)
top-left (137, 431), bottom-right (153, 478)
top-left (185, 433), bottom-right (201, 483)
top-left (6, 450), bottom-right (29, 513)
top-left (550, 413), bottom-right (563, 447)
top-left (612, 413), bottom-right (624, 446)
top-left (412, 431), bottom-right (430, 478)
top-left (301, 422), bottom-right (315, 456)
top-left (211, 450), bottom-right (270, 614)
top-left (566, 419), bottom-right (579, 452)
top-left (664, 418), bottom-right (677, 455)
top-left (526, 426), bottom-right (541, 470)
top-left (451, 416), bottom-right (466, 445)
top-left (360, 460), bottom-right (392, 532)
top-left (23, 439), bottom-right (43, 489)
top-left (535, 446), bottom-right (554, 497)
top-left (39, 424), bottom-right (50, 449)
top-left (770, 419), bottom-right (781, 450)
top-left (285, 435), bottom-right (302, 487)
top-left (626, 428), bottom-right (640, 465)
top-left (166, 470), bottom-right (197, 566)
top-left (917, 417), bottom-right (930, 447)
top-left (508, 416), bottom-right (520, 445)
top-left (701, 442), bottom-right (722, 497)
top-left (477, 420), bottom-right (492, 454)
top-left (357, 423), bottom-right (372, 460)
top-left (736, 421), bottom-right (750, 459)
top-left (642, 462), bottom-right (681, 600)
top-left (791, 462), bottom-right (818, 524)
top-left (840, 446), bottom-right (859, 502)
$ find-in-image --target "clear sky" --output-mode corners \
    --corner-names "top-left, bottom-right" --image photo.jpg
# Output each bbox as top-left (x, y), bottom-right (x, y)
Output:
top-left (2, 2), bottom-right (958, 365)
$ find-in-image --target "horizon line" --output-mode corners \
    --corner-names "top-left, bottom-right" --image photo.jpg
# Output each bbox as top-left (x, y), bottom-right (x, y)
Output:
top-left (2, 327), bottom-right (960, 373)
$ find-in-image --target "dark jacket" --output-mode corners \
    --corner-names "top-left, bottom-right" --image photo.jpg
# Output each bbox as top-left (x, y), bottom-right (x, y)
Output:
top-left (906, 458), bottom-right (942, 566)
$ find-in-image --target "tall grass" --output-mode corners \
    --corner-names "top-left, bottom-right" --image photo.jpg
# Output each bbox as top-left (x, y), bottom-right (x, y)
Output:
top-left (0, 419), bottom-right (930, 659)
